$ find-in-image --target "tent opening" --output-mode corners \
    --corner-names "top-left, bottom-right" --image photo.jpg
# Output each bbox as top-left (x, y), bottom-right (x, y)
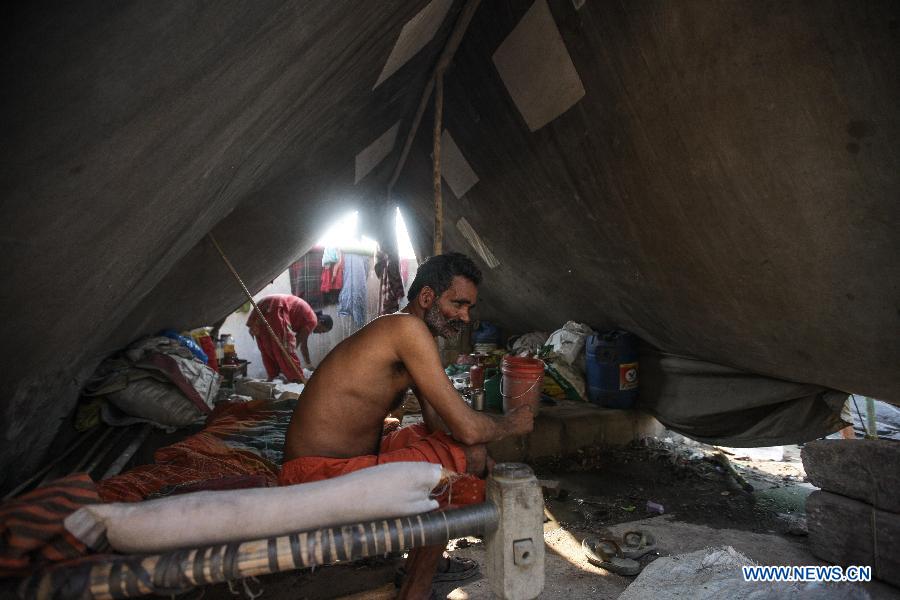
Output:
top-left (217, 209), bottom-right (418, 378)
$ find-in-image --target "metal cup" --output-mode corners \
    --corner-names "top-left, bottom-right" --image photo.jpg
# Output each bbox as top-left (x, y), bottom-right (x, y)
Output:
top-left (472, 389), bottom-right (485, 411)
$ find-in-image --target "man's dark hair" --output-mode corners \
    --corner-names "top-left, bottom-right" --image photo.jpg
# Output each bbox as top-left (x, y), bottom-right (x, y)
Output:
top-left (407, 252), bottom-right (482, 302)
top-left (317, 312), bottom-right (333, 331)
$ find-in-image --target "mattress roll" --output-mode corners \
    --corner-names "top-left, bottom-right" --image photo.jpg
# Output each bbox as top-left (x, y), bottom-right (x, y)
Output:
top-left (65, 462), bottom-right (441, 553)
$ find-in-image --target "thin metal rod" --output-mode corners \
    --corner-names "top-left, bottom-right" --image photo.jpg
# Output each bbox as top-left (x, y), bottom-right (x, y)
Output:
top-left (82, 426), bottom-right (130, 476)
top-left (67, 427), bottom-right (116, 475)
top-left (101, 424), bottom-right (153, 480)
top-left (208, 233), bottom-right (306, 383)
top-left (2, 428), bottom-right (96, 500)
top-left (65, 503), bottom-right (499, 600)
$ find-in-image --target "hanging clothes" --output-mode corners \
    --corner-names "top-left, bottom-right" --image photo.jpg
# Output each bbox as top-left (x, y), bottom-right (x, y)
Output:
top-left (338, 253), bottom-right (369, 327)
top-left (288, 248), bottom-right (325, 310)
top-left (375, 249), bottom-right (405, 315)
top-left (320, 249), bottom-right (343, 295)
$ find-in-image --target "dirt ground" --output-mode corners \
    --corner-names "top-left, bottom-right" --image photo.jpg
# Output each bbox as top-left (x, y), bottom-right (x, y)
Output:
top-left (185, 436), bottom-right (896, 600)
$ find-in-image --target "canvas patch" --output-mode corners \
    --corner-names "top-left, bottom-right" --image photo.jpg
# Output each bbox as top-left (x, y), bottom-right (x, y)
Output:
top-left (492, 0), bottom-right (586, 131)
top-left (355, 121), bottom-right (401, 183)
top-left (374, 0), bottom-right (454, 89)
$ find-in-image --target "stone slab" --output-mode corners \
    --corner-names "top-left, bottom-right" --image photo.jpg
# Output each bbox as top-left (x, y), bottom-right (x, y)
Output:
top-left (487, 401), bottom-right (664, 462)
top-left (802, 439), bottom-right (900, 513)
top-left (807, 490), bottom-right (900, 587)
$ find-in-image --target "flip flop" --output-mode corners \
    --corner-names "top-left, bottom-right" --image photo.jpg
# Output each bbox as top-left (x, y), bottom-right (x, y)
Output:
top-left (395, 555), bottom-right (480, 587)
top-left (620, 530), bottom-right (657, 560)
top-left (582, 537), bottom-right (641, 576)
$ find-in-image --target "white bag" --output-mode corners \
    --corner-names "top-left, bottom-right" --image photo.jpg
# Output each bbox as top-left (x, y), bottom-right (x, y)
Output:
top-left (545, 321), bottom-right (594, 367)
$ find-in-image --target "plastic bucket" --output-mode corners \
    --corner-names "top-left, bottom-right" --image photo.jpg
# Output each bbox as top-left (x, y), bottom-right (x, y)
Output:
top-left (501, 356), bottom-right (545, 414)
top-left (585, 330), bottom-right (638, 408)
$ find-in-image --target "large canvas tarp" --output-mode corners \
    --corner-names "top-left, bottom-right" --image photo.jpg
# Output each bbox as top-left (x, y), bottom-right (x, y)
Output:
top-left (1, 0), bottom-right (898, 490)
top-left (638, 350), bottom-right (848, 447)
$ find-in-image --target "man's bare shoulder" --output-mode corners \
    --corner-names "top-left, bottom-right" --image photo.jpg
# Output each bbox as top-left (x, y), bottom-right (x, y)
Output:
top-left (363, 312), bottom-right (431, 337)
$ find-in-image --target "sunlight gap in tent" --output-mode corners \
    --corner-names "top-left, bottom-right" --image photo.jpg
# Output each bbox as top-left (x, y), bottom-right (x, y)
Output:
top-left (395, 207), bottom-right (417, 260)
top-left (316, 210), bottom-right (377, 252)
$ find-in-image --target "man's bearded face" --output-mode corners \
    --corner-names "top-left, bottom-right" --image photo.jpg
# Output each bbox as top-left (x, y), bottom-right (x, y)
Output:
top-left (424, 302), bottom-right (465, 340)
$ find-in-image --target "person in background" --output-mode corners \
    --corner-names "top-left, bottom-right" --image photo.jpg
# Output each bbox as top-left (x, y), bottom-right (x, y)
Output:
top-left (246, 294), bottom-right (333, 381)
top-left (839, 398), bottom-right (856, 439)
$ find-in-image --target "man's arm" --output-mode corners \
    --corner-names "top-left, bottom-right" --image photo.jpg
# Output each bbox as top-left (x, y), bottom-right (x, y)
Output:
top-left (419, 395), bottom-right (449, 434)
top-left (297, 333), bottom-right (312, 366)
top-left (396, 319), bottom-right (533, 446)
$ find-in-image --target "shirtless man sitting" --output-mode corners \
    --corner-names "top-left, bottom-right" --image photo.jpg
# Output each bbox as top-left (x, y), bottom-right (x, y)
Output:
top-left (280, 252), bottom-right (535, 600)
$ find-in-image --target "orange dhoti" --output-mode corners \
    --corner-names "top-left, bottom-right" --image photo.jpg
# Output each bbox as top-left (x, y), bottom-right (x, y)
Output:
top-left (279, 424), bottom-right (485, 506)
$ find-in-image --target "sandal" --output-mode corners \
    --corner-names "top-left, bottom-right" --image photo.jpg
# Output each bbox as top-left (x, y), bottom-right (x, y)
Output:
top-left (582, 537), bottom-right (641, 576)
top-left (395, 555), bottom-right (480, 587)
top-left (620, 530), bottom-right (657, 560)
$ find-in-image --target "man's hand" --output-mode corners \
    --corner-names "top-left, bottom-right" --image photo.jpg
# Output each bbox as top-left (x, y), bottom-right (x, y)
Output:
top-left (504, 404), bottom-right (535, 436)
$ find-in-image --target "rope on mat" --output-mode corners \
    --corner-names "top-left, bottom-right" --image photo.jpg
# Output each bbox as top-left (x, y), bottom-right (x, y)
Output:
top-left (208, 233), bottom-right (306, 384)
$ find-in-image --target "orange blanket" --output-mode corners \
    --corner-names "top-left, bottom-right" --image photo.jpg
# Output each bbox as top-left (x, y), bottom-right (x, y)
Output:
top-left (279, 424), bottom-right (485, 506)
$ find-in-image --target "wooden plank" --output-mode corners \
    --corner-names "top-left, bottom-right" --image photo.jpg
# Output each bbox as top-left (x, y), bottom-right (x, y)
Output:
top-left (806, 490), bottom-right (900, 587)
top-left (802, 439), bottom-right (900, 513)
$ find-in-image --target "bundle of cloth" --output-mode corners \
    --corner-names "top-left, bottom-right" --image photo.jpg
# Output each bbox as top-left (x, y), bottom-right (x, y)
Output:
top-left (82, 336), bottom-right (220, 430)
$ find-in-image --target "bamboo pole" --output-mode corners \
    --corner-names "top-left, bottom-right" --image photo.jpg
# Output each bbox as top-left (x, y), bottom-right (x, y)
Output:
top-left (208, 233), bottom-right (306, 383)
top-left (433, 73), bottom-right (444, 255)
top-left (386, 0), bottom-right (482, 202)
top-left (66, 503), bottom-right (498, 600)
top-left (866, 396), bottom-right (877, 439)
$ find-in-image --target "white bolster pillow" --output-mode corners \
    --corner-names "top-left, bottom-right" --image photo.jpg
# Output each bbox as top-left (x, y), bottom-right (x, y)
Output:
top-left (65, 462), bottom-right (441, 554)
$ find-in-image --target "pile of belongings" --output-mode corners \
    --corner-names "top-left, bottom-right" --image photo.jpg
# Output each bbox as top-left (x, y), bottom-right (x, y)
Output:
top-left (510, 321), bottom-right (594, 402)
top-left (81, 336), bottom-right (220, 430)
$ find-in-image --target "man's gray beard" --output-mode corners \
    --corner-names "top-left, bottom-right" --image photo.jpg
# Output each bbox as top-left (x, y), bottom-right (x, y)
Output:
top-left (425, 304), bottom-right (462, 340)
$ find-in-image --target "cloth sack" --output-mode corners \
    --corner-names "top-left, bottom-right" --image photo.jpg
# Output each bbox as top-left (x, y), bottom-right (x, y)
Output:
top-left (545, 322), bottom-right (593, 368)
top-left (509, 331), bottom-right (549, 355)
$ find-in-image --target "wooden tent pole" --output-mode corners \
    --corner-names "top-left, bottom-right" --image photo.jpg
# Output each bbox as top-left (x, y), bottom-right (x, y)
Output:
top-left (433, 73), bottom-right (444, 255)
top-left (386, 0), bottom-right (482, 205)
top-left (208, 233), bottom-right (306, 383)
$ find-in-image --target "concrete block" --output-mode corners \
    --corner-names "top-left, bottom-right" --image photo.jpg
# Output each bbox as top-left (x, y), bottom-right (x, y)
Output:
top-left (807, 490), bottom-right (900, 587)
top-left (485, 463), bottom-right (545, 599)
top-left (488, 436), bottom-right (527, 463)
top-left (486, 403), bottom-right (663, 463)
top-left (523, 414), bottom-right (564, 460)
top-left (802, 439), bottom-right (900, 513)
top-left (560, 408), bottom-right (607, 452)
